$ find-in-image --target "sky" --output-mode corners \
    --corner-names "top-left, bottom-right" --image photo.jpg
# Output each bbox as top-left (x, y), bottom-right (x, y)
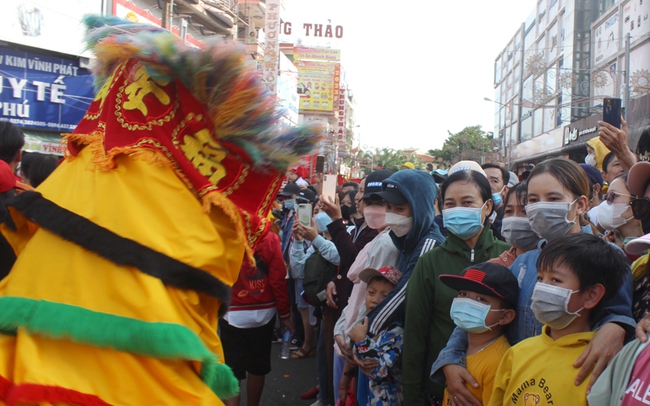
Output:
top-left (283, 0), bottom-right (537, 152)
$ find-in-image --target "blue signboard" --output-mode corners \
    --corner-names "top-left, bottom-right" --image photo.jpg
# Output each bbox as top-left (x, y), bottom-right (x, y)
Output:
top-left (0, 47), bottom-right (94, 131)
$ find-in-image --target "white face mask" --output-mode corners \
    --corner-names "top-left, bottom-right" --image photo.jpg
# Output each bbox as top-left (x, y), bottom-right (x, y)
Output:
top-left (531, 282), bottom-right (583, 330)
top-left (585, 154), bottom-right (597, 167)
top-left (597, 202), bottom-right (633, 231)
top-left (385, 212), bottom-right (413, 237)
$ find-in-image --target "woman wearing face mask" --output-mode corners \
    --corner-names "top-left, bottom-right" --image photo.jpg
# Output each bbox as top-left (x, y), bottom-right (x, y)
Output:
top-left (402, 168), bottom-right (510, 405)
top-left (317, 176), bottom-right (382, 404)
top-left (340, 190), bottom-right (359, 223)
top-left (598, 173), bottom-right (644, 260)
top-left (435, 158), bottom-right (635, 406)
top-left (488, 182), bottom-right (541, 267)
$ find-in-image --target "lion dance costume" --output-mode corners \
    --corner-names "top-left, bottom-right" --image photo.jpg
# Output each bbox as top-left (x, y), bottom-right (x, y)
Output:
top-left (0, 16), bottom-right (322, 406)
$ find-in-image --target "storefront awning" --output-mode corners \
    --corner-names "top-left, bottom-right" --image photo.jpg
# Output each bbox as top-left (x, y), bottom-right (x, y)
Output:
top-left (22, 130), bottom-right (65, 156)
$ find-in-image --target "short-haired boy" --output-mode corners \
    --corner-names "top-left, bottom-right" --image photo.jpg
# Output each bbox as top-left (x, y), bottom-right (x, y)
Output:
top-left (348, 266), bottom-right (404, 406)
top-left (488, 233), bottom-right (629, 406)
top-left (439, 262), bottom-right (518, 406)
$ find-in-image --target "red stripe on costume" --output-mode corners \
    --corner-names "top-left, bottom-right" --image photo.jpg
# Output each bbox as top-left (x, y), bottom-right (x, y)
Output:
top-left (4, 383), bottom-right (112, 406)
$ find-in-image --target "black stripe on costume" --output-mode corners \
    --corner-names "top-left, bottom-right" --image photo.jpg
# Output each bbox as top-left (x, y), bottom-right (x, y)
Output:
top-left (0, 232), bottom-right (15, 280)
top-left (5, 191), bottom-right (232, 315)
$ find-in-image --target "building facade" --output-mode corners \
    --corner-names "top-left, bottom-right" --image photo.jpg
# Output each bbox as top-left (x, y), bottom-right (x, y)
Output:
top-left (493, 0), bottom-right (650, 171)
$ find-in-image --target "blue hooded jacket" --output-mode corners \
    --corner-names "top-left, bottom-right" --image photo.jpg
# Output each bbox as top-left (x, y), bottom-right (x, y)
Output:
top-left (367, 170), bottom-right (446, 334)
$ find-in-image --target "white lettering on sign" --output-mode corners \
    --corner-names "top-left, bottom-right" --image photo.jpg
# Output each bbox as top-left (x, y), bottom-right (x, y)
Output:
top-left (2, 55), bottom-right (80, 76)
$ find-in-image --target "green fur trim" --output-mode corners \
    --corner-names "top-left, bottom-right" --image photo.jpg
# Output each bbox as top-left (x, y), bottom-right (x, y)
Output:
top-left (0, 296), bottom-right (238, 399)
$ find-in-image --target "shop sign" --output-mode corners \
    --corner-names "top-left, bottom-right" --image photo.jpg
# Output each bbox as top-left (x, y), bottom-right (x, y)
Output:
top-left (0, 47), bottom-right (94, 131)
top-left (563, 126), bottom-right (598, 145)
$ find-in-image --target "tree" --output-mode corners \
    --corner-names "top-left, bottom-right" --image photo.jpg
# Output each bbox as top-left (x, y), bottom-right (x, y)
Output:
top-left (356, 147), bottom-right (413, 174)
top-left (428, 125), bottom-right (499, 165)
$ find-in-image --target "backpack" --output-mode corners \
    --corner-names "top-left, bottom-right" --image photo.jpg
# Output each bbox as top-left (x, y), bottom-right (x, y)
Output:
top-left (302, 250), bottom-right (338, 307)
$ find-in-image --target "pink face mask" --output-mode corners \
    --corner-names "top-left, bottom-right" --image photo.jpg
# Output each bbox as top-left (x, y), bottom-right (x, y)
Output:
top-left (363, 205), bottom-right (387, 230)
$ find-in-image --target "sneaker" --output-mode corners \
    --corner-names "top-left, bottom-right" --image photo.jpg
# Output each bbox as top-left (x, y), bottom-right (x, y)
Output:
top-left (289, 338), bottom-right (302, 350)
top-left (300, 386), bottom-right (319, 400)
top-left (310, 400), bottom-right (331, 406)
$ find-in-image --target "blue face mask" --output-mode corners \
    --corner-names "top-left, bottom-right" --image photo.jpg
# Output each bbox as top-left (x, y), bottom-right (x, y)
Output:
top-left (283, 198), bottom-right (296, 211)
top-left (442, 202), bottom-right (486, 240)
top-left (450, 297), bottom-right (503, 333)
top-left (314, 212), bottom-right (333, 232)
top-left (492, 186), bottom-right (506, 207)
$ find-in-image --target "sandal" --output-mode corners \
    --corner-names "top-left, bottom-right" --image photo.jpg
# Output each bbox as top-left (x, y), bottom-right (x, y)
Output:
top-left (290, 347), bottom-right (316, 359)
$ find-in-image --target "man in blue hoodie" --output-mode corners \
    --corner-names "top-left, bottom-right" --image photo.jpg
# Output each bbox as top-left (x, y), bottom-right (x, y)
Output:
top-left (367, 170), bottom-right (446, 336)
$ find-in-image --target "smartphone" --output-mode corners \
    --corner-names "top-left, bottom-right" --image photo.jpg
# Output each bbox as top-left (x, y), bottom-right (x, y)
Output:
top-left (603, 97), bottom-right (622, 128)
top-left (298, 203), bottom-right (312, 226)
top-left (322, 174), bottom-right (337, 204)
top-left (316, 155), bottom-right (325, 173)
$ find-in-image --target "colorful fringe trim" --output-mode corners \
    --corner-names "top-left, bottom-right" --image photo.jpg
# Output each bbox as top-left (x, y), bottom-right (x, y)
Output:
top-left (82, 15), bottom-right (324, 172)
top-left (0, 297), bottom-right (239, 400)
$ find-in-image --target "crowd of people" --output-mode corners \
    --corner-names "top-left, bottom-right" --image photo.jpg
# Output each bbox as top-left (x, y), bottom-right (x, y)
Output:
top-left (219, 117), bottom-right (650, 406)
top-left (0, 29), bottom-right (650, 406)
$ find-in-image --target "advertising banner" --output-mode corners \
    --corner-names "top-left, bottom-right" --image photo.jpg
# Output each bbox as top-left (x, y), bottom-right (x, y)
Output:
top-left (296, 61), bottom-right (339, 112)
top-left (260, 0), bottom-right (281, 94)
top-left (294, 47), bottom-right (341, 62)
top-left (0, 0), bottom-right (102, 57)
top-left (623, 0), bottom-right (650, 44)
top-left (0, 47), bottom-right (94, 131)
top-left (594, 12), bottom-right (620, 64)
top-left (277, 52), bottom-right (299, 128)
top-left (336, 87), bottom-right (347, 142)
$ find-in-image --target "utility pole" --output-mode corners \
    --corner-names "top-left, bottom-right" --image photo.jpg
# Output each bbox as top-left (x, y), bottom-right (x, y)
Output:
top-left (161, 0), bottom-right (174, 30)
top-left (624, 33), bottom-right (631, 122)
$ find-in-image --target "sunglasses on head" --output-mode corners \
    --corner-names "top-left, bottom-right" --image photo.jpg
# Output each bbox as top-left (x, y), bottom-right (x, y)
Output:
top-left (631, 197), bottom-right (650, 220)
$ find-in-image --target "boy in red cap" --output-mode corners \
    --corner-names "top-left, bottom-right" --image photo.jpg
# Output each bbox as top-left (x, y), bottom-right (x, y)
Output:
top-left (438, 262), bottom-right (518, 405)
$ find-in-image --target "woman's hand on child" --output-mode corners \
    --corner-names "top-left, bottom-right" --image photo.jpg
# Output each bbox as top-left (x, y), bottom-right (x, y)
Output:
top-left (353, 352), bottom-right (379, 379)
top-left (335, 334), bottom-right (354, 363)
top-left (442, 364), bottom-right (482, 406)
top-left (349, 317), bottom-right (369, 343)
top-left (636, 313), bottom-right (650, 342)
top-left (573, 322), bottom-right (625, 392)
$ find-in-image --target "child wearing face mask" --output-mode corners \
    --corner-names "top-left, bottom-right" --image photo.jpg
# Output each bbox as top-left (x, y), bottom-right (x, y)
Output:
top-left (439, 262), bottom-right (518, 406)
top-left (489, 182), bottom-right (541, 267)
top-left (488, 233), bottom-right (628, 406)
top-left (348, 266), bottom-right (404, 406)
top-left (433, 158), bottom-right (635, 406)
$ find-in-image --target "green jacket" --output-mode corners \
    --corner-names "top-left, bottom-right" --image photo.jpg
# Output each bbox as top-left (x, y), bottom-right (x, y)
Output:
top-left (403, 226), bottom-right (510, 405)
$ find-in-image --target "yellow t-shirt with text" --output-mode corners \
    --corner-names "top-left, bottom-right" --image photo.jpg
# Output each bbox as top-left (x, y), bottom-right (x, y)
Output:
top-left (443, 335), bottom-right (511, 406)
top-left (488, 326), bottom-right (593, 406)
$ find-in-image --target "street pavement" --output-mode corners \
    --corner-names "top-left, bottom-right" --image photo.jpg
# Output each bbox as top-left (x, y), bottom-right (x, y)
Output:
top-left (238, 341), bottom-right (320, 406)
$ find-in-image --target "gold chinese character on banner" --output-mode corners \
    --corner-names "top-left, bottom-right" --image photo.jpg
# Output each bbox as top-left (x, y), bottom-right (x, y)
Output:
top-left (123, 66), bottom-right (171, 116)
top-left (181, 129), bottom-right (227, 184)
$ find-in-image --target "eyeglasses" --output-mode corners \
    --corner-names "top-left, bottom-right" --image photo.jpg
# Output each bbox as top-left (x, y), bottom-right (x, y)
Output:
top-left (604, 191), bottom-right (634, 205)
top-left (631, 197), bottom-right (650, 220)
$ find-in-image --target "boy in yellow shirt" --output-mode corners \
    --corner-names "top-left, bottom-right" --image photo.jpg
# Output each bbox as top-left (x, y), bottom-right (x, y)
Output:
top-left (439, 262), bottom-right (518, 406)
top-left (489, 233), bottom-right (629, 406)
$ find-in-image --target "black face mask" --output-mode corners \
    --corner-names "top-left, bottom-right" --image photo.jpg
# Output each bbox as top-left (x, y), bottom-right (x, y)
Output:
top-left (341, 205), bottom-right (351, 220)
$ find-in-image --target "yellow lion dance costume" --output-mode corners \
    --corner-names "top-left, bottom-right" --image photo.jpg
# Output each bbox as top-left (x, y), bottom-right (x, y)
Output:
top-left (0, 16), bottom-right (321, 406)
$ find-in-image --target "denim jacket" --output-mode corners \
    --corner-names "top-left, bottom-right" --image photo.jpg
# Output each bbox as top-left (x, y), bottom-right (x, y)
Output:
top-left (289, 235), bottom-right (340, 280)
top-left (430, 246), bottom-right (636, 383)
